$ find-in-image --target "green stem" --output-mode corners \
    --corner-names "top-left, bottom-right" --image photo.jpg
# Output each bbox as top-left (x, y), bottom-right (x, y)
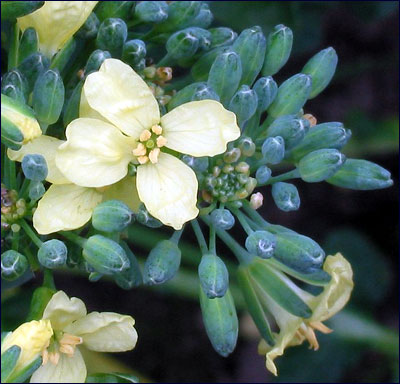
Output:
top-left (18, 219), bottom-right (43, 248)
top-left (209, 223), bottom-right (216, 255)
top-left (191, 219), bottom-right (208, 254)
top-left (241, 199), bottom-right (271, 227)
top-left (8, 159), bottom-right (17, 190)
top-left (24, 245), bottom-right (40, 271)
top-left (258, 169), bottom-right (300, 186)
top-left (19, 178), bottom-right (31, 199)
top-left (230, 207), bottom-right (254, 236)
top-left (157, 53), bottom-right (173, 67)
top-left (12, 229), bottom-right (19, 251)
top-left (127, 19), bottom-right (143, 28)
top-left (60, 231), bottom-right (86, 247)
top-left (199, 201), bottom-right (217, 216)
top-left (43, 268), bottom-right (56, 290)
top-left (8, 23), bottom-right (19, 69)
top-left (170, 227), bottom-right (184, 244)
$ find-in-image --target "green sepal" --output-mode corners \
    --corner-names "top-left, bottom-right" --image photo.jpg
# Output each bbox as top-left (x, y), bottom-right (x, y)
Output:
top-left (114, 241), bottom-right (143, 290)
top-left (95, 1), bottom-right (135, 22)
top-left (198, 253), bottom-right (229, 299)
top-left (1, 345), bottom-right (21, 383)
top-left (18, 52), bottom-right (50, 91)
top-left (6, 355), bottom-right (42, 383)
top-left (1, 1), bottom-right (44, 20)
top-left (26, 286), bottom-right (56, 321)
top-left (191, 46), bottom-right (229, 81)
top-left (18, 28), bottom-right (39, 64)
top-left (63, 80), bottom-right (84, 126)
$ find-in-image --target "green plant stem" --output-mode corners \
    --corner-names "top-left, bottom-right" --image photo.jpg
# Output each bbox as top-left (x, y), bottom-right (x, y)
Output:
top-left (18, 219), bottom-right (42, 248)
top-left (209, 223), bottom-right (216, 255)
top-left (19, 178), bottom-right (31, 199)
top-left (43, 268), bottom-right (56, 290)
top-left (170, 227), bottom-right (184, 244)
top-left (199, 201), bottom-right (217, 216)
top-left (157, 53), bottom-right (172, 67)
top-left (23, 245), bottom-right (40, 271)
top-left (60, 231), bottom-right (86, 247)
top-left (242, 199), bottom-right (269, 226)
top-left (11, 230), bottom-right (19, 251)
top-left (8, 159), bottom-right (17, 190)
top-left (230, 207), bottom-right (254, 235)
top-left (8, 23), bottom-right (19, 69)
top-left (258, 168), bottom-right (300, 186)
top-left (191, 219), bottom-right (208, 254)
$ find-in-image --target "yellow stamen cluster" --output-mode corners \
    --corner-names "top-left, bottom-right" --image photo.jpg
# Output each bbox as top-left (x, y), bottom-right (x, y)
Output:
top-left (132, 125), bottom-right (167, 165)
top-left (296, 321), bottom-right (333, 351)
top-left (41, 332), bottom-right (83, 366)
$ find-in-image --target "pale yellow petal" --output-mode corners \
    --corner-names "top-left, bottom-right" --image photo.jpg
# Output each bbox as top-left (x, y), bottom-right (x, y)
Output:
top-left (136, 153), bottom-right (199, 229)
top-left (64, 312), bottom-right (137, 352)
top-left (161, 100), bottom-right (240, 157)
top-left (42, 291), bottom-right (87, 331)
top-left (79, 89), bottom-right (108, 122)
top-left (33, 184), bottom-right (102, 235)
top-left (102, 176), bottom-right (141, 212)
top-left (56, 118), bottom-right (135, 187)
top-left (83, 58), bottom-right (160, 138)
top-left (7, 136), bottom-right (69, 184)
top-left (18, 1), bottom-right (98, 57)
top-left (30, 347), bottom-right (86, 383)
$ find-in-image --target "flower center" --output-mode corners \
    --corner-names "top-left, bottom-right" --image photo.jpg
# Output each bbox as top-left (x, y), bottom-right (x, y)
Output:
top-left (132, 125), bottom-right (167, 165)
top-left (296, 321), bottom-right (333, 351)
top-left (41, 332), bottom-right (83, 366)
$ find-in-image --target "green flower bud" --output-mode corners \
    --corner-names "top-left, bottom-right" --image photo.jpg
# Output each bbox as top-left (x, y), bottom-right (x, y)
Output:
top-left (191, 83), bottom-right (220, 101)
top-left (191, 3), bottom-right (213, 29)
top-left (256, 165), bottom-right (272, 184)
top-left (253, 76), bottom-right (278, 113)
top-left (21, 154), bottom-right (48, 181)
top-left (76, 13), bottom-right (100, 39)
top-left (1, 250), bottom-right (29, 281)
top-left (135, 1), bottom-right (168, 23)
top-left (199, 288), bottom-right (238, 357)
top-left (298, 149), bottom-right (346, 182)
top-left (96, 18), bottom-right (128, 57)
top-left (85, 50), bottom-right (112, 75)
top-left (262, 24), bottom-right (293, 76)
top-left (245, 230), bottom-right (276, 259)
top-left (166, 28), bottom-right (200, 60)
top-left (144, 240), bottom-right (181, 285)
top-left (1, 1), bottom-right (44, 20)
top-left (37, 239), bottom-right (67, 269)
top-left (327, 159), bottom-right (393, 190)
top-left (82, 235), bottom-right (130, 275)
top-left (232, 26), bottom-right (267, 86)
top-left (181, 155), bottom-right (209, 174)
top-left (63, 80), bottom-right (84, 126)
top-left (122, 39), bottom-right (146, 67)
top-left (209, 27), bottom-right (237, 48)
top-left (2, 84), bottom-right (25, 104)
top-left (267, 74), bottom-right (312, 120)
top-left (1, 345), bottom-right (21, 383)
top-left (26, 286), bottom-right (56, 321)
top-left (92, 200), bottom-right (133, 232)
top-left (95, 1), bottom-right (134, 22)
top-left (18, 52), bottom-right (50, 91)
top-left (191, 46), bottom-right (229, 81)
top-left (238, 137), bottom-right (256, 157)
top-left (32, 69), bottom-right (65, 124)
top-left (302, 47), bottom-right (338, 99)
top-left (136, 204), bottom-right (163, 228)
top-left (28, 181), bottom-right (45, 201)
top-left (261, 136), bottom-right (285, 164)
top-left (114, 241), bottom-right (143, 289)
top-left (210, 209), bottom-right (235, 230)
top-left (198, 253), bottom-right (229, 298)
top-left (271, 182), bottom-right (300, 212)
top-left (1, 70), bottom-right (29, 103)
top-left (167, 82), bottom-right (206, 110)
top-left (19, 28), bottom-right (39, 64)
top-left (287, 122), bottom-right (351, 162)
top-left (266, 114), bottom-right (310, 149)
top-left (207, 50), bottom-right (242, 105)
top-left (228, 85), bottom-right (258, 127)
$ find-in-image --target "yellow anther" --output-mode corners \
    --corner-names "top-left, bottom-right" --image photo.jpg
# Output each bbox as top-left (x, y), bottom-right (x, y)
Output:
top-left (309, 321), bottom-right (333, 334)
top-left (60, 333), bottom-right (83, 346)
top-left (303, 113), bottom-right (317, 127)
top-left (156, 136), bottom-right (167, 148)
top-left (138, 156), bottom-right (149, 165)
top-left (139, 129), bottom-right (152, 142)
top-left (59, 344), bottom-right (75, 356)
top-left (151, 124), bottom-right (163, 135)
top-left (132, 143), bottom-right (146, 157)
top-left (149, 148), bottom-right (160, 164)
top-left (42, 349), bottom-right (49, 365)
top-left (49, 352), bottom-right (60, 365)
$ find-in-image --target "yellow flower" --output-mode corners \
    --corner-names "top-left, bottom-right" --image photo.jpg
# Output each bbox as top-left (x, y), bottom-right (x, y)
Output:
top-left (17, 1), bottom-right (98, 58)
top-left (55, 58), bottom-right (240, 229)
top-left (8, 136), bottom-right (140, 234)
top-left (22, 291), bottom-right (137, 383)
top-left (257, 253), bottom-right (354, 376)
top-left (1, 320), bottom-right (53, 376)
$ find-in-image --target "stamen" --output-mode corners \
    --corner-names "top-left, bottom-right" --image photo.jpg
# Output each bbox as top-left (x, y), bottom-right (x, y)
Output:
top-left (42, 349), bottom-right (49, 365)
top-left (49, 352), bottom-right (60, 365)
top-left (59, 344), bottom-right (74, 356)
top-left (60, 333), bottom-right (83, 346)
top-left (140, 129), bottom-right (152, 142)
top-left (138, 156), bottom-right (149, 165)
top-left (149, 148), bottom-right (160, 164)
top-left (151, 124), bottom-right (163, 135)
top-left (156, 136), bottom-right (167, 148)
top-left (309, 321), bottom-right (333, 334)
top-left (304, 326), bottom-right (319, 351)
top-left (132, 143), bottom-right (146, 156)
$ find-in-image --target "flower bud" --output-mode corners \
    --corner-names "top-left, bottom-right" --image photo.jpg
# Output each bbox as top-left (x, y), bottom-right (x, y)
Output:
top-left (114, 241), bottom-right (143, 289)
top-left (253, 76), bottom-right (278, 113)
top-left (238, 137), bottom-right (256, 157)
top-left (200, 288), bottom-right (238, 357)
top-left (18, 52), bottom-right (50, 90)
top-left (1, 250), bottom-right (29, 281)
top-left (122, 39), bottom-right (146, 67)
top-left (85, 49), bottom-right (112, 75)
top-left (63, 80), bottom-right (84, 126)
top-left (2, 84), bottom-right (25, 104)
top-left (181, 155), bottom-right (209, 174)
top-left (76, 12), bottom-right (100, 39)
top-left (1, 1), bottom-right (44, 20)
top-left (166, 28), bottom-right (200, 60)
top-left (267, 74), bottom-right (312, 120)
top-left (232, 26), bottom-right (267, 86)
top-left (250, 192), bottom-right (264, 210)
top-left (327, 159), bottom-right (393, 190)
top-left (82, 235), bottom-right (130, 275)
top-left (1, 345), bottom-right (21, 383)
top-left (92, 199), bottom-right (133, 232)
top-left (256, 165), bottom-right (272, 184)
top-left (95, 1), bottom-right (134, 22)
top-left (1, 70), bottom-right (29, 104)
top-left (96, 18), bottom-right (128, 57)
top-left (207, 50), bottom-right (242, 105)
top-left (209, 27), bottom-right (237, 48)
top-left (287, 122), bottom-right (351, 162)
top-left (168, 82), bottom-right (206, 110)
top-left (21, 154), bottom-right (48, 181)
top-left (37, 239), bottom-right (67, 269)
top-left (32, 69), bottom-right (65, 124)
top-left (191, 83), bottom-right (220, 102)
top-left (191, 46), bottom-right (229, 81)
top-left (261, 136), bottom-right (285, 165)
top-left (298, 149), bottom-right (346, 182)
top-left (245, 230), bottom-right (276, 259)
top-left (26, 286), bottom-right (56, 321)
top-left (136, 204), bottom-right (163, 228)
top-left (229, 85), bottom-right (258, 127)
top-left (262, 24), bottom-right (293, 76)
top-left (210, 209), bottom-right (235, 230)
top-left (302, 47), bottom-right (338, 99)
top-left (18, 27), bottom-right (39, 64)
top-left (135, 1), bottom-right (168, 23)
top-left (271, 182), bottom-right (300, 212)
top-left (28, 181), bottom-right (45, 201)
top-left (1, 94), bottom-right (41, 150)
top-left (143, 240), bottom-right (181, 285)
top-left (198, 253), bottom-right (229, 298)
top-left (191, 3), bottom-right (213, 29)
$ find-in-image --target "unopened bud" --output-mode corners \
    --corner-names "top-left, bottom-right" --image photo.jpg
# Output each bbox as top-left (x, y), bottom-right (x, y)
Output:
top-left (250, 192), bottom-right (263, 210)
top-left (38, 239), bottom-right (67, 269)
top-left (271, 182), bottom-right (300, 212)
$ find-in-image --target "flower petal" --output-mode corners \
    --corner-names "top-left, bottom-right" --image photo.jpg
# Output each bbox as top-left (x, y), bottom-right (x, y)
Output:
top-left (30, 347), bottom-right (86, 383)
top-left (136, 153), bottom-right (199, 229)
top-left (33, 184), bottom-right (103, 235)
top-left (56, 118), bottom-right (135, 187)
top-left (42, 291), bottom-right (87, 331)
top-left (79, 88), bottom-right (107, 122)
top-left (101, 176), bottom-right (141, 212)
top-left (161, 100), bottom-right (240, 157)
top-left (18, 1), bottom-right (98, 58)
top-left (83, 58), bottom-right (160, 138)
top-left (7, 136), bottom-right (69, 184)
top-left (64, 312), bottom-right (137, 352)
